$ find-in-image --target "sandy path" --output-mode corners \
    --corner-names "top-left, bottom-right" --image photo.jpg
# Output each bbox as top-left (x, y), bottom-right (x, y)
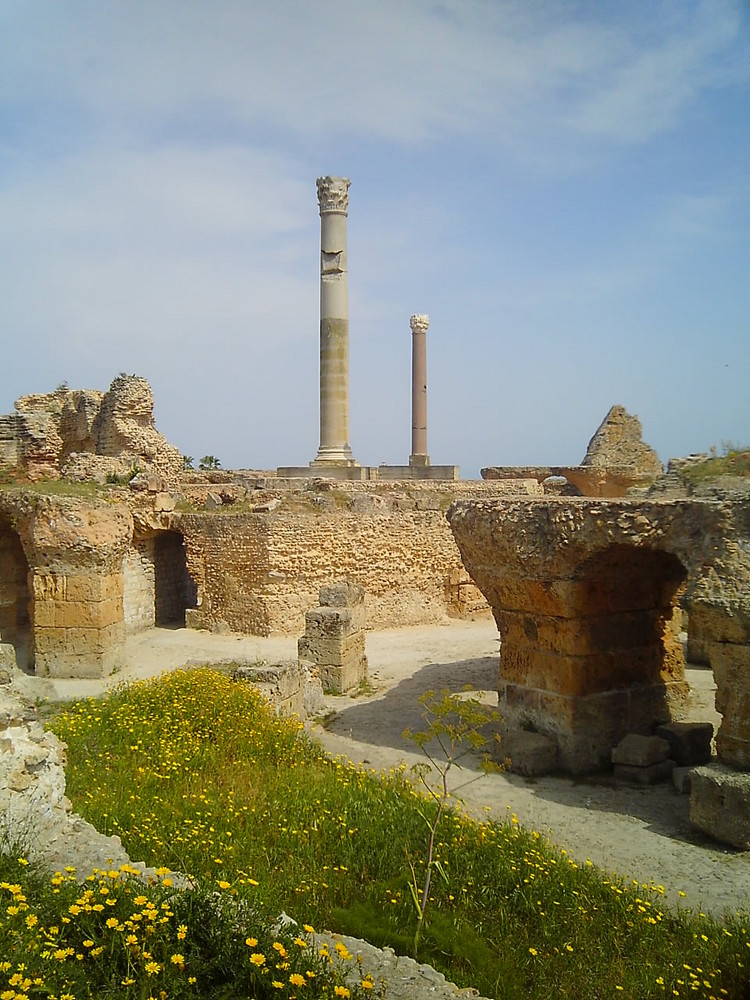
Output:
top-left (19, 619), bottom-right (749, 919)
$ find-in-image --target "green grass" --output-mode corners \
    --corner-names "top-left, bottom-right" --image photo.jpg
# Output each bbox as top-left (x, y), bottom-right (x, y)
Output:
top-left (680, 448), bottom-right (750, 483)
top-left (0, 478), bottom-right (112, 499)
top-left (6, 668), bottom-right (747, 999)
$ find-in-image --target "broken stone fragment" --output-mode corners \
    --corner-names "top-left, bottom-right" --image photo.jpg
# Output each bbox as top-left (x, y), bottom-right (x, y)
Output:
top-left (614, 760), bottom-right (675, 785)
top-left (611, 734), bottom-right (671, 767)
top-left (502, 731), bottom-right (558, 776)
top-left (690, 764), bottom-right (750, 849)
top-left (656, 722), bottom-right (713, 766)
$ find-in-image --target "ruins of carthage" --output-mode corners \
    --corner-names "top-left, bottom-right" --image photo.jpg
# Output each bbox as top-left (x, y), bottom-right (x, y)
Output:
top-left (1, 176), bottom-right (749, 850)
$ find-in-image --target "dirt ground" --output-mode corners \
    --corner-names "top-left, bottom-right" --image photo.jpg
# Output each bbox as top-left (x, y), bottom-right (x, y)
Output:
top-left (18, 619), bottom-right (750, 920)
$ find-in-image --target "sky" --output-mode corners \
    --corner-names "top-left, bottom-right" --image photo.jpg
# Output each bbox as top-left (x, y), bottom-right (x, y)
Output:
top-left (1, 0), bottom-right (748, 477)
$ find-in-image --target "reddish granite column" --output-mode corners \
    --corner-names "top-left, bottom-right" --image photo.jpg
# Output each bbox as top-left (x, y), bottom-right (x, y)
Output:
top-left (409, 314), bottom-right (430, 467)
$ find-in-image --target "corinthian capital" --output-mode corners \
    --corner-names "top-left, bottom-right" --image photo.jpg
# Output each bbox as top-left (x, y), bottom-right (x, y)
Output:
top-left (410, 314), bottom-right (429, 335)
top-left (317, 176), bottom-right (350, 214)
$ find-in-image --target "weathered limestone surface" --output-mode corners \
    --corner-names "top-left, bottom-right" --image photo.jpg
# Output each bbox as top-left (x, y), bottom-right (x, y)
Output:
top-left (0, 491), bottom-right (132, 678)
top-left (448, 496), bottom-right (745, 775)
top-left (230, 660), bottom-right (325, 717)
top-left (582, 405), bottom-right (663, 476)
top-left (1, 375), bottom-right (182, 485)
top-left (0, 671), bottom-right (131, 872)
top-left (482, 405), bottom-right (663, 497)
top-left (178, 501), bottom-right (488, 637)
top-left (690, 765), bottom-right (750, 850)
top-left (298, 582), bottom-right (368, 693)
top-left (481, 464), bottom-right (658, 498)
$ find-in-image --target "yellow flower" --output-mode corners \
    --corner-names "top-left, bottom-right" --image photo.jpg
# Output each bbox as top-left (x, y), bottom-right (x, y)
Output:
top-left (529, 948), bottom-right (538, 956)
top-left (246, 937), bottom-right (258, 947)
top-left (177, 924), bottom-right (188, 940)
top-left (273, 942), bottom-right (288, 958)
top-left (289, 973), bottom-right (305, 987)
top-left (272, 982), bottom-right (284, 990)
top-left (334, 987), bottom-right (351, 998)
top-left (250, 953), bottom-right (266, 966)
top-left (171, 953), bottom-right (185, 968)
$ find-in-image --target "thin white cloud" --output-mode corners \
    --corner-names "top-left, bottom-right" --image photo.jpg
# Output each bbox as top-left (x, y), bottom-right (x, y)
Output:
top-left (1, 1), bottom-right (746, 156)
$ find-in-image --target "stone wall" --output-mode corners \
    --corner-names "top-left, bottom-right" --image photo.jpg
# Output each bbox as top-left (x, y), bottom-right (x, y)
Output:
top-left (0, 491), bottom-right (133, 678)
top-left (179, 503), bottom-right (489, 636)
top-left (123, 539), bottom-right (156, 635)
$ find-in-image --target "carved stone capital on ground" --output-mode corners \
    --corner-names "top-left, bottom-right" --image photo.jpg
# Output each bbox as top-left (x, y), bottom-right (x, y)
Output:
top-left (316, 176), bottom-right (350, 214)
top-left (410, 314), bottom-right (429, 335)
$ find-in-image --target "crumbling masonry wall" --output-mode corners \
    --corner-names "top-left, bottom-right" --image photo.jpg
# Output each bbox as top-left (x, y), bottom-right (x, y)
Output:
top-left (0, 491), bottom-right (132, 678)
top-left (448, 497), bottom-right (744, 774)
top-left (178, 506), bottom-right (486, 636)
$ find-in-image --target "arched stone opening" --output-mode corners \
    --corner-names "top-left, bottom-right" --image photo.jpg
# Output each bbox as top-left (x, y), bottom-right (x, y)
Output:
top-left (571, 544), bottom-right (689, 691)
top-left (0, 514), bottom-right (32, 670)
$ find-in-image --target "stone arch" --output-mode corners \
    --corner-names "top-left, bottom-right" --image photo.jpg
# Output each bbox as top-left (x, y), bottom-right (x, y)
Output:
top-left (0, 513), bottom-right (32, 670)
top-left (570, 543), bottom-right (689, 692)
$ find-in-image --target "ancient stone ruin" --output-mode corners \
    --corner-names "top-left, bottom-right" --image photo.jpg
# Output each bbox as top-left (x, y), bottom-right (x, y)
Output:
top-left (0, 374), bottom-right (183, 486)
top-left (298, 581), bottom-right (368, 694)
top-left (447, 489), bottom-right (750, 847)
top-left (1, 361), bottom-right (748, 850)
top-left (482, 404), bottom-right (664, 496)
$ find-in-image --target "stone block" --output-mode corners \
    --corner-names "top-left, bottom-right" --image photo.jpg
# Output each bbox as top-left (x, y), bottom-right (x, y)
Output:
top-left (319, 581), bottom-right (365, 608)
top-left (503, 731), bottom-right (558, 776)
top-left (63, 573), bottom-right (123, 603)
top-left (304, 607), bottom-right (355, 640)
top-left (48, 598), bottom-right (122, 629)
top-left (35, 622), bottom-right (125, 678)
top-left (154, 492), bottom-right (176, 513)
top-left (297, 631), bottom-right (365, 668)
top-left (656, 722), bottom-right (713, 766)
top-left (614, 759), bottom-right (674, 785)
top-left (612, 734), bottom-right (670, 767)
top-left (712, 641), bottom-right (750, 770)
top-left (317, 657), bottom-right (367, 695)
top-left (499, 643), bottom-right (676, 699)
top-left (690, 764), bottom-right (750, 849)
top-left (232, 660), bottom-right (305, 716)
top-left (0, 643), bottom-right (17, 672)
top-left (185, 608), bottom-right (208, 630)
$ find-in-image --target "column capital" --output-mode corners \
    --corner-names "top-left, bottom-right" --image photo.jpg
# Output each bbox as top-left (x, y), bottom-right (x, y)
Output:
top-left (410, 314), bottom-right (429, 335)
top-left (317, 176), bottom-right (350, 214)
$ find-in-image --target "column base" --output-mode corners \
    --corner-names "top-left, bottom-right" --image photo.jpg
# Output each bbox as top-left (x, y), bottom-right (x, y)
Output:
top-left (311, 447), bottom-right (359, 466)
top-left (409, 454), bottom-right (431, 467)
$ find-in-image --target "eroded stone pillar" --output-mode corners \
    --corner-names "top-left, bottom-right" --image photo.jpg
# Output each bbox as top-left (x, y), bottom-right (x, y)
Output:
top-left (409, 314), bottom-right (430, 467)
top-left (313, 176), bottom-right (357, 466)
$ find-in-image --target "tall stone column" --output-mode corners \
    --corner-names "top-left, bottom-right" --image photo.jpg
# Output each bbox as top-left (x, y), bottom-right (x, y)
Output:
top-left (313, 176), bottom-right (357, 466)
top-left (409, 314), bottom-right (430, 467)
